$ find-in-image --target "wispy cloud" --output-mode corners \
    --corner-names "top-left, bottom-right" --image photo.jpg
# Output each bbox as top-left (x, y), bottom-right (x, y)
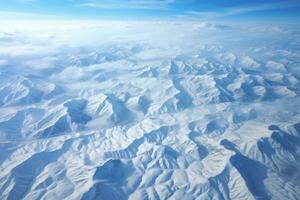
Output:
top-left (77, 0), bottom-right (175, 10)
top-left (0, 11), bottom-right (55, 20)
top-left (186, 1), bottom-right (300, 19)
top-left (15, 0), bottom-right (38, 3)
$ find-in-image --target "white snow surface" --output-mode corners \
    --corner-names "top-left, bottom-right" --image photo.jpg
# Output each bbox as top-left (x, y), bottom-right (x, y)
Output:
top-left (0, 21), bottom-right (300, 200)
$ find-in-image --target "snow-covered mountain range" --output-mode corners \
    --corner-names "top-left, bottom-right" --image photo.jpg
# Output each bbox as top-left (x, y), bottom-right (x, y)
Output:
top-left (0, 21), bottom-right (300, 200)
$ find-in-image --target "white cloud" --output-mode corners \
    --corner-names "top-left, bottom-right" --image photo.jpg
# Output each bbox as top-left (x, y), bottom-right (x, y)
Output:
top-left (0, 59), bottom-right (8, 66)
top-left (186, 1), bottom-right (300, 19)
top-left (77, 0), bottom-right (175, 10)
top-left (0, 11), bottom-right (55, 20)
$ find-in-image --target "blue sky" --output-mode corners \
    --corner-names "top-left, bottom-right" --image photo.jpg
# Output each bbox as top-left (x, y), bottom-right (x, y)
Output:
top-left (0, 0), bottom-right (300, 21)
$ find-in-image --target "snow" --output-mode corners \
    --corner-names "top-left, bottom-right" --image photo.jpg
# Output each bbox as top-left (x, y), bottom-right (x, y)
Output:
top-left (0, 20), bottom-right (300, 200)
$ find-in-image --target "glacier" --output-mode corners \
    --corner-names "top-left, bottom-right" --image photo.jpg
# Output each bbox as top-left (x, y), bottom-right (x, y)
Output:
top-left (0, 21), bottom-right (300, 200)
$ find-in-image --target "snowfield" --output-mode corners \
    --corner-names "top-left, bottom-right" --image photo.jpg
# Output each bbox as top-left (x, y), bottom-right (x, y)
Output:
top-left (0, 21), bottom-right (300, 200)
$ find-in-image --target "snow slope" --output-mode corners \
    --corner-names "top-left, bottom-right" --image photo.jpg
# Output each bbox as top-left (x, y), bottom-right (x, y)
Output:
top-left (0, 21), bottom-right (300, 200)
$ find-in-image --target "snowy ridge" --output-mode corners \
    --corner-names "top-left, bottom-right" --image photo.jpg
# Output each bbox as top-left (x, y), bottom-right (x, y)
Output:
top-left (0, 21), bottom-right (300, 199)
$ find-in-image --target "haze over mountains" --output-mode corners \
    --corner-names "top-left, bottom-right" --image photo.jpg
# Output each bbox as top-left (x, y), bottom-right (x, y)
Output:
top-left (0, 21), bottom-right (300, 199)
